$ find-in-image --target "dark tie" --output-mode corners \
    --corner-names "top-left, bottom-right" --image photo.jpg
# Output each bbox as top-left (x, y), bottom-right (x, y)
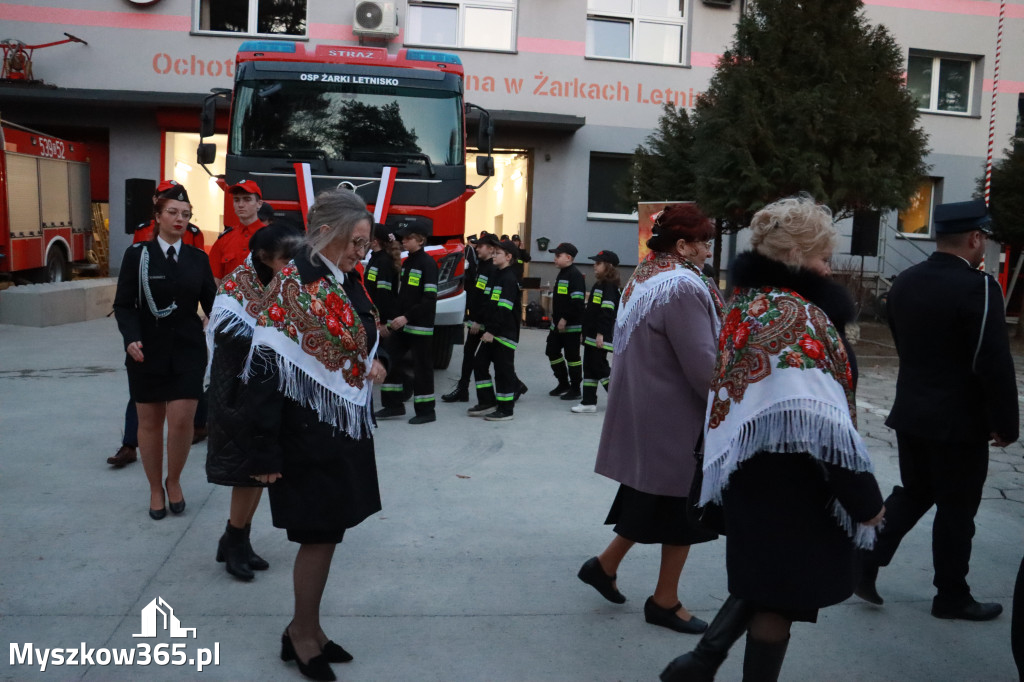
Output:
top-left (166, 246), bottom-right (178, 274)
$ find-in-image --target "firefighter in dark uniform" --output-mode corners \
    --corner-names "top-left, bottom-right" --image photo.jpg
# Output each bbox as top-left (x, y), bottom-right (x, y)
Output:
top-left (467, 239), bottom-right (521, 421)
top-left (376, 223), bottom-right (439, 424)
top-left (511, 234), bottom-right (531, 283)
top-left (546, 242), bottom-right (586, 399)
top-left (365, 223), bottom-right (401, 328)
top-left (442, 233), bottom-right (499, 402)
top-left (571, 250), bottom-right (621, 414)
top-left (856, 199), bottom-right (1019, 621)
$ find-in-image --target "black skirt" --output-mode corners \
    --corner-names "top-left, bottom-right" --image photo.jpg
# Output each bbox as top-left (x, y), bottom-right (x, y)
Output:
top-left (128, 366), bottom-right (204, 403)
top-left (605, 484), bottom-right (718, 546)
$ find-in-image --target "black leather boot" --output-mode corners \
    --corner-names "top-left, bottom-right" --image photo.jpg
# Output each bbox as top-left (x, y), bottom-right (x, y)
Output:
top-left (741, 634), bottom-right (789, 682)
top-left (441, 382), bottom-right (469, 403)
top-left (244, 523), bottom-right (269, 571)
top-left (660, 596), bottom-right (753, 681)
top-left (216, 521), bottom-right (255, 581)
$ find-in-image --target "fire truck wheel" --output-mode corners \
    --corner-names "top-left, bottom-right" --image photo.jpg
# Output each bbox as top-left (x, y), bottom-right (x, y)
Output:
top-left (44, 248), bottom-right (70, 283)
top-left (432, 326), bottom-right (457, 369)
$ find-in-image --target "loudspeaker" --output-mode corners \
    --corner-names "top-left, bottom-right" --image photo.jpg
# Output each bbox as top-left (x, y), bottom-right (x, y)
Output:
top-left (851, 210), bottom-right (881, 257)
top-left (125, 178), bottom-right (156, 234)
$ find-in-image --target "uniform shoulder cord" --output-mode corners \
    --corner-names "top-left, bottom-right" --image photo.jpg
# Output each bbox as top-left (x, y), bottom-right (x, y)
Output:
top-left (139, 245), bottom-right (178, 319)
top-left (972, 276), bottom-right (990, 374)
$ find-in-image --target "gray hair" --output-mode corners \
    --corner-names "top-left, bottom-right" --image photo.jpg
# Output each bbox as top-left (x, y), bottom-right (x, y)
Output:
top-left (749, 193), bottom-right (836, 267)
top-left (302, 188), bottom-right (373, 264)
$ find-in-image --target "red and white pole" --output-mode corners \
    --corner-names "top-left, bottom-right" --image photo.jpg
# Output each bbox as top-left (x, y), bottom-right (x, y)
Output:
top-left (983, 0), bottom-right (1006, 207)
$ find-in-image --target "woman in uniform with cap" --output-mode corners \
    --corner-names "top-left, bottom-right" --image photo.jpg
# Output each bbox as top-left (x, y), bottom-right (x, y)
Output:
top-left (113, 183), bottom-right (216, 519)
top-left (571, 250), bottom-right (621, 414)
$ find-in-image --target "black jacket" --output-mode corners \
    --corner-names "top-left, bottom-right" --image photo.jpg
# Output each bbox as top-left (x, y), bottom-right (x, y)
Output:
top-left (582, 279), bottom-right (620, 346)
top-left (886, 251), bottom-right (1018, 444)
top-left (722, 251), bottom-right (882, 610)
top-left (113, 240), bottom-right (216, 374)
top-left (396, 248), bottom-right (439, 332)
top-left (481, 265), bottom-right (520, 345)
top-left (365, 249), bottom-right (400, 324)
top-left (551, 264), bottom-right (585, 331)
top-left (467, 257), bottom-right (495, 324)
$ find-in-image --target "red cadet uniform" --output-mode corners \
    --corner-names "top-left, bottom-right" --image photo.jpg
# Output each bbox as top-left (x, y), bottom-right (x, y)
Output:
top-left (133, 221), bottom-right (205, 249)
top-left (208, 220), bottom-right (267, 279)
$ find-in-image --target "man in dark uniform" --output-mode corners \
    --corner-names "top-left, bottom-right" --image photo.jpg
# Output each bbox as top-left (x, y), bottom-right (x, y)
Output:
top-left (546, 242), bottom-right (586, 399)
top-left (856, 199), bottom-right (1019, 621)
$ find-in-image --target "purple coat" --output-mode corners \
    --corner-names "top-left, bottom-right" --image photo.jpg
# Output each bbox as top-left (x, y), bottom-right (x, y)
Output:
top-left (594, 277), bottom-right (720, 497)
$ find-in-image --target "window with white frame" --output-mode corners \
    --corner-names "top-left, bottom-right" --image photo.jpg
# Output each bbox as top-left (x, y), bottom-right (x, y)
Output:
top-left (196, 0), bottom-right (307, 37)
top-left (405, 1), bottom-right (517, 52)
top-left (897, 178), bottom-right (941, 238)
top-left (586, 0), bottom-right (688, 65)
top-left (588, 153), bottom-right (637, 220)
top-left (906, 52), bottom-right (978, 115)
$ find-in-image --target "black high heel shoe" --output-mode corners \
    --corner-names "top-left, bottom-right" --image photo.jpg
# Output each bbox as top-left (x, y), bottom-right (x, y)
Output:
top-left (281, 629), bottom-right (336, 681)
top-left (165, 480), bottom-right (186, 514)
top-left (644, 597), bottom-right (708, 634)
top-left (321, 640), bottom-right (353, 663)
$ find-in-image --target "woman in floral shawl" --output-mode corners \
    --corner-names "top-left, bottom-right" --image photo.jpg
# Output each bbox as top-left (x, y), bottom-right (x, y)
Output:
top-left (579, 203), bottom-right (723, 635)
top-left (661, 195), bottom-right (885, 682)
top-left (242, 189), bottom-right (386, 682)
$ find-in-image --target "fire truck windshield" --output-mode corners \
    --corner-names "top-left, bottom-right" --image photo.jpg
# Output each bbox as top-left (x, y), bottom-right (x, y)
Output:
top-left (230, 79), bottom-right (464, 169)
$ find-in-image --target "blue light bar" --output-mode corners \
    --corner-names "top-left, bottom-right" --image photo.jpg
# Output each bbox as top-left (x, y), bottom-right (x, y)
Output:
top-left (238, 41), bottom-right (297, 53)
top-left (406, 49), bottom-right (461, 65)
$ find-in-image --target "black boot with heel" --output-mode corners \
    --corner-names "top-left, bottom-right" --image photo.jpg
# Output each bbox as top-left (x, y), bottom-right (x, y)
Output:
top-left (661, 595), bottom-right (754, 681)
top-left (216, 521), bottom-right (254, 581)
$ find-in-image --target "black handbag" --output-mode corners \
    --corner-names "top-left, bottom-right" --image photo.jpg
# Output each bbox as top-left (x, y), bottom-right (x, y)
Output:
top-left (687, 435), bottom-right (726, 536)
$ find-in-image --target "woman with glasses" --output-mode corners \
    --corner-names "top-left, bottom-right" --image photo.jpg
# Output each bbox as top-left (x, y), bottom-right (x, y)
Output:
top-left (578, 203), bottom-right (723, 635)
top-left (242, 188), bottom-right (386, 681)
top-left (114, 184), bottom-right (216, 520)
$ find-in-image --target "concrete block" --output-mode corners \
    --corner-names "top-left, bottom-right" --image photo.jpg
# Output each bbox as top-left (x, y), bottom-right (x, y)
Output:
top-left (0, 278), bottom-right (117, 327)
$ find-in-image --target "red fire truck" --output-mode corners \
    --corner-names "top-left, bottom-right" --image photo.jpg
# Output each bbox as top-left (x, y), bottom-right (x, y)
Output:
top-left (197, 42), bottom-right (493, 367)
top-left (0, 119), bottom-right (92, 282)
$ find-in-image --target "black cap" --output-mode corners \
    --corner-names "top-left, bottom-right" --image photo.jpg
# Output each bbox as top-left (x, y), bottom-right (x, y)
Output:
top-left (496, 239), bottom-right (519, 259)
top-left (550, 242), bottom-right (578, 257)
top-left (476, 233), bottom-right (501, 248)
top-left (397, 223), bottom-right (429, 239)
top-left (589, 250), bottom-right (620, 266)
top-left (933, 199), bottom-right (993, 235)
top-left (155, 181), bottom-right (190, 204)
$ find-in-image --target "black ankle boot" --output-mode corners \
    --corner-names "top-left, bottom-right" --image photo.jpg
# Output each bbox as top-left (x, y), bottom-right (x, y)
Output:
top-left (216, 521), bottom-right (255, 581)
top-left (244, 523), bottom-right (269, 571)
top-left (741, 634), bottom-right (789, 682)
top-left (441, 382), bottom-right (469, 402)
top-left (661, 596), bottom-right (754, 681)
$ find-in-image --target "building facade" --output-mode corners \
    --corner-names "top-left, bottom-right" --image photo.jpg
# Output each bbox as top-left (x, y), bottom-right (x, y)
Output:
top-left (1, 0), bottom-right (1021, 283)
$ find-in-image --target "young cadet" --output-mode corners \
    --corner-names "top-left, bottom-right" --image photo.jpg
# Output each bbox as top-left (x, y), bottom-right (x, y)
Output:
top-left (467, 239), bottom-right (521, 422)
top-left (377, 223), bottom-right (439, 424)
top-left (572, 250), bottom-right (621, 413)
top-left (443, 232), bottom-right (500, 402)
top-left (208, 179), bottom-right (267, 283)
top-left (365, 224), bottom-right (401, 328)
top-left (133, 180), bottom-right (205, 249)
top-left (546, 242), bottom-right (586, 399)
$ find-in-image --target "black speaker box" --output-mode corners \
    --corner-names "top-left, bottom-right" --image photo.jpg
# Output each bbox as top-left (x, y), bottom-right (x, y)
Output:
top-left (125, 178), bottom-right (156, 234)
top-left (851, 210), bottom-right (881, 257)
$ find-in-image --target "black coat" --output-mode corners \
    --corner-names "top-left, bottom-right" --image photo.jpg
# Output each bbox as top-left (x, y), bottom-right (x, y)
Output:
top-left (241, 252), bottom-right (383, 532)
top-left (396, 248), bottom-right (439, 330)
top-left (365, 249), bottom-right (400, 324)
top-left (113, 240), bottom-right (216, 374)
top-left (886, 251), bottom-right (1018, 444)
top-left (206, 327), bottom-right (265, 486)
top-left (551, 264), bottom-right (585, 329)
top-left (466, 257), bottom-right (495, 324)
top-left (480, 265), bottom-right (520, 343)
top-left (722, 251), bottom-right (883, 610)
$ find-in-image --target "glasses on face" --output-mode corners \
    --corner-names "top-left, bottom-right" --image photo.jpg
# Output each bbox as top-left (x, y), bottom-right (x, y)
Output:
top-left (162, 208), bottom-right (192, 220)
top-left (351, 237), bottom-right (370, 253)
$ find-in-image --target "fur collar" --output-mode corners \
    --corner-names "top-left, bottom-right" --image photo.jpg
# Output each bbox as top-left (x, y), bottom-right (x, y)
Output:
top-left (731, 251), bottom-right (855, 332)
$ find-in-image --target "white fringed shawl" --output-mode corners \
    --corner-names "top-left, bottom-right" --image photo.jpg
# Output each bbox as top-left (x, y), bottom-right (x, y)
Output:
top-left (700, 285), bottom-right (878, 549)
top-left (242, 259), bottom-right (378, 439)
top-left (616, 252), bottom-right (724, 355)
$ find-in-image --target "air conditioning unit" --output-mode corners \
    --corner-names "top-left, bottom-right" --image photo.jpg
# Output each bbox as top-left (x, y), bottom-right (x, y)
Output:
top-left (353, 1), bottom-right (399, 39)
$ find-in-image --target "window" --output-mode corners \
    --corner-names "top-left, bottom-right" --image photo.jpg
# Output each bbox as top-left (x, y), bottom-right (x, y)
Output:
top-left (897, 178), bottom-right (940, 238)
top-left (907, 52), bottom-right (978, 115)
top-left (588, 153), bottom-right (636, 220)
top-left (406, 1), bottom-right (517, 52)
top-left (586, 0), bottom-right (687, 65)
top-left (196, 0), bottom-right (307, 37)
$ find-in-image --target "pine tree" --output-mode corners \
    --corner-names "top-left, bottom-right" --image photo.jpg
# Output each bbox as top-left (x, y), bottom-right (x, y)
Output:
top-left (626, 103), bottom-right (697, 205)
top-left (691, 0), bottom-right (929, 226)
top-left (979, 136), bottom-right (1024, 247)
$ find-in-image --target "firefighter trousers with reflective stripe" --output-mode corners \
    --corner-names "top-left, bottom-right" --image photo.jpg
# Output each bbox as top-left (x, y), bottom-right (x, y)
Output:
top-left (457, 330), bottom-right (484, 386)
top-left (581, 345), bottom-right (611, 405)
top-left (545, 329), bottom-right (582, 388)
top-left (474, 340), bottom-right (516, 413)
top-left (382, 329), bottom-right (434, 415)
